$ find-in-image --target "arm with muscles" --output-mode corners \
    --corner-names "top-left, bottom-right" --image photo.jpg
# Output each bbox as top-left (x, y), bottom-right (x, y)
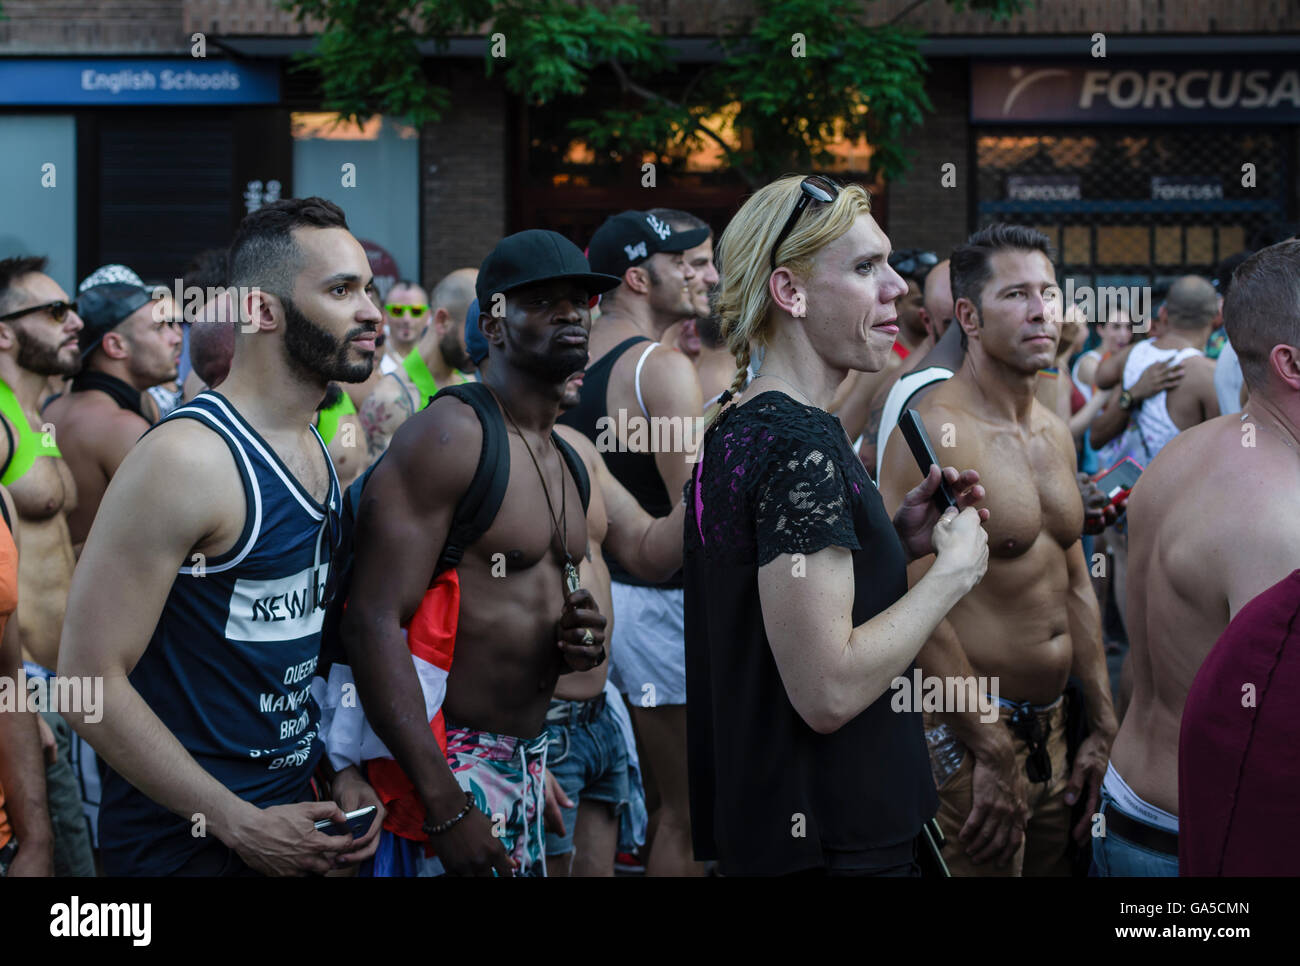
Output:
top-left (0, 508), bottom-right (54, 874)
top-left (339, 404), bottom-right (515, 877)
top-left (879, 430), bottom-right (1028, 868)
top-left (1062, 538), bottom-right (1118, 842)
top-left (759, 507), bottom-right (988, 735)
top-left (641, 347), bottom-right (705, 506)
top-left (761, 443), bottom-right (990, 735)
top-left (57, 424), bottom-right (351, 876)
top-left (593, 445), bottom-right (684, 584)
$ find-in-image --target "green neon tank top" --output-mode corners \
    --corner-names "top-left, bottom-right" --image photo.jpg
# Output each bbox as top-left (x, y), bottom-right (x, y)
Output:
top-left (0, 379), bottom-right (62, 486)
top-left (315, 389), bottom-right (356, 446)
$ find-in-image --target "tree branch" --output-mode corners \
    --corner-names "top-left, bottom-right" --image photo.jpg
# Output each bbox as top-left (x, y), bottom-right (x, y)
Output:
top-left (606, 57), bottom-right (759, 188)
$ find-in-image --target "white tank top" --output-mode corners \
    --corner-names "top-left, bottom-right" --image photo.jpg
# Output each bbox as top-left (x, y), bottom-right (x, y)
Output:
top-left (1122, 340), bottom-right (1202, 460)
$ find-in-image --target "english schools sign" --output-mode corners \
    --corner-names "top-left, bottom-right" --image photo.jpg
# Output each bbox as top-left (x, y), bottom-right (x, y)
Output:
top-left (0, 59), bottom-right (279, 106)
top-left (972, 62), bottom-right (1300, 123)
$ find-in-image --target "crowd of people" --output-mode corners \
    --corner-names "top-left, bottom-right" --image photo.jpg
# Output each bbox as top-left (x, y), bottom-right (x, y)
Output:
top-left (0, 179), bottom-right (1295, 877)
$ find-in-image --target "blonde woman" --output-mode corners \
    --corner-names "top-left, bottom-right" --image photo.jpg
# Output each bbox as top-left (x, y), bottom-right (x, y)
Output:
top-left (683, 175), bottom-right (991, 876)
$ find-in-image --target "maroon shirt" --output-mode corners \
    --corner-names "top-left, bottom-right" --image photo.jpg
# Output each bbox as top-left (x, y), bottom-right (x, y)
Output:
top-left (1180, 570), bottom-right (1300, 875)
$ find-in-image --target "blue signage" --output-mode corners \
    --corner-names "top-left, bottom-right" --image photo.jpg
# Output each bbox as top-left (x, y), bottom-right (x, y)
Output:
top-left (0, 59), bottom-right (279, 106)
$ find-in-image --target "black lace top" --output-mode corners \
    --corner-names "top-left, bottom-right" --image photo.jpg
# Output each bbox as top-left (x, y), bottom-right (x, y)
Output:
top-left (683, 392), bottom-right (938, 875)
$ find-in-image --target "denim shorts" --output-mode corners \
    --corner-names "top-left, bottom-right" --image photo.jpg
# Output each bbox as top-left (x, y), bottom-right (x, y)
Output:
top-left (1091, 788), bottom-right (1179, 877)
top-left (543, 698), bottom-right (630, 856)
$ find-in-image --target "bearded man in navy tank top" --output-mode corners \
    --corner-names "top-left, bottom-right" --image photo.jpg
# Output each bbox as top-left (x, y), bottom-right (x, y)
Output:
top-left (59, 197), bottom-right (387, 876)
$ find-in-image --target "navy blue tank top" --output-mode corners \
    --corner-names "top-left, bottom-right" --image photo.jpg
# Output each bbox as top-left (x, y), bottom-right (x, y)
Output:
top-left (99, 391), bottom-right (339, 875)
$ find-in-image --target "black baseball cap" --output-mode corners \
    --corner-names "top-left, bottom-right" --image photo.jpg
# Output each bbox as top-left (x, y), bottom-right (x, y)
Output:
top-left (587, 210), bottom-right (710, 280)
top-left (76, 282), bottom-right (156, 359)
top-left (476, 229), bottom-right (621, 309)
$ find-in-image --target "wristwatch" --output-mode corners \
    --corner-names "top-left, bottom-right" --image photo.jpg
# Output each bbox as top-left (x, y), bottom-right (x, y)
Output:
top-left (1118, 390), bottom-right (1135, 411)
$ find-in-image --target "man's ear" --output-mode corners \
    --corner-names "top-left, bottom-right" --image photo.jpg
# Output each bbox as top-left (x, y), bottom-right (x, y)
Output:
top-left (433, 307), bottom-right (451, 334)
top-left (767, 267), bottom-right (805, 318)
top-left (239, 288), bottom-right (280, 335)
top-left (1269, 344), bottom-right (1300, 393)
top-left (622, 265), bottom-right (652, 297)
top-left (100, 330), bottom-right (130, 361)
top-left (480, 309), bottom-right (503, 352)
top-left (0, 321), bottom-right (17, 352)
top-left (955, 296), bottom-right (981, 343)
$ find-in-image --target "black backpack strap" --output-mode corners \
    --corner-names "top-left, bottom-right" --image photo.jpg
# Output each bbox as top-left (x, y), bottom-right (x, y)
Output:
top-left (432, 382), bottom-right (510, 576)
top-left (552, 431), bottom-right (591, 514)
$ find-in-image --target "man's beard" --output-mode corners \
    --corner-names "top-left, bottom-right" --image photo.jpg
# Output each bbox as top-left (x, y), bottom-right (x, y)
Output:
top-left (438, 326), bottom-right (473, 373)
top-left (501, 324), bottom-right (585, 384)
top-left (16, 327), bottom-right (79, 377)
top-left (695, 311), bottom-right (724, 350)
top-left (282, 297), bottom-right (374, 384)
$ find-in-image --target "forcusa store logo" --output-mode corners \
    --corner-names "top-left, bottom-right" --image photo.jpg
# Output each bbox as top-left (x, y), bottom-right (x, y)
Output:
top-left (1002, 66), bottom-right (1300, 115)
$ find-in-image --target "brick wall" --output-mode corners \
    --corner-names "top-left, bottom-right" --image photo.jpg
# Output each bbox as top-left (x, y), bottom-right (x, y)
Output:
top-left (419, 71), bottom-right (508, 286)
top-left (886, 59), bottom-right (973, 256)
top-left (0, 1), bottom-right (187, 53)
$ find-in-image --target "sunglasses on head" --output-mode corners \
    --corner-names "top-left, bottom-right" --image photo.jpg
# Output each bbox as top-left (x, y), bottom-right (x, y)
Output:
top-left (890, 249), bottom-right (939, 280)
top-left (386, 303), bottom-right (428, 318)
top-left (0, 299), bottom-right (78, 324)
top-left (770, 176), bottom-right (841, 271)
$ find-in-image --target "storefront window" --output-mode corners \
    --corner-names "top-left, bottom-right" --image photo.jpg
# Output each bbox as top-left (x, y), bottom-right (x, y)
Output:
top-left (292, 113), bottom-right (419, 290)
top-left (975, 126), bottom-right (1292, 286)
top-left (0, 115), bottom-right (77, 292)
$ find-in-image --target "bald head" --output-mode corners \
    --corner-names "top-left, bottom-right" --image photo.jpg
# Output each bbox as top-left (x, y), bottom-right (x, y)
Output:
top-left (1165, 275), bottom-right (1219, 332)
top-left (431, 268), bottom-right (478, 323)
top-left (923, 259), bottom-right (954, 336)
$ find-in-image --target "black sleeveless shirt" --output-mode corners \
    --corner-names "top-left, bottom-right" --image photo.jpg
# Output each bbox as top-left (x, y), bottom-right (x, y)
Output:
top-left (559, 335), bottom-right (680, 588)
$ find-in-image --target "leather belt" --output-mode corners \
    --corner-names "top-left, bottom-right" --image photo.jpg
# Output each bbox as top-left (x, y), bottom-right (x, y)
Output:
top-left (1106, 806), bottom-right (1179, 857)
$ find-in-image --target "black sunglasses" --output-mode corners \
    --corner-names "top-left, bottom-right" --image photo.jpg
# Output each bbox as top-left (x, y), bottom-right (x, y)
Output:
top-left (890, 249), bottom-right (939, 280)
top-left (769, 176), bottom-right (840, 271)
top-left (0, 299), bottom-right (78, 324)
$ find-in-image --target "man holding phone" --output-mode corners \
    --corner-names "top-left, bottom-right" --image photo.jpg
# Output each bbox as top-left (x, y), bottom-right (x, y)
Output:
top-left (880, 225), bottom-right (1117, 877)
top-left (59, 198), bottom-right (385, 876)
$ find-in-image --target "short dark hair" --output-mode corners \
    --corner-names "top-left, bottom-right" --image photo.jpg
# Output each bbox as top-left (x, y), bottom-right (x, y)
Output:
top-left (1215, 251), bottom-right (1252, 299)
top-left (950, 224), bottom-right (1055, 350)
top-left (183, 248), bottom-right (229, 295)
top-left (1223, 240), bottom-right (1300, 393)
top-left (227, 197), bottom-right (349, 299)
top-left (648, 208), bottom-right (712, 237)
top-left (0, 255), bottom-right (49, 316)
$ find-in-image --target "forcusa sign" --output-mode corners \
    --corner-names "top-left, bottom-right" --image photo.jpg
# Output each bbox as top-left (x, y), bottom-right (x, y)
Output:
top-left (972, 62), bottom-right (1300, 123)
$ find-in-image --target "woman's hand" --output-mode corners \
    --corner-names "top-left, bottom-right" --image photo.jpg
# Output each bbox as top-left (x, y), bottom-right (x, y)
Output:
top-left (893, 464), bottom-right (989, 561)
top-left (929, 506), bottom-right (991, 596)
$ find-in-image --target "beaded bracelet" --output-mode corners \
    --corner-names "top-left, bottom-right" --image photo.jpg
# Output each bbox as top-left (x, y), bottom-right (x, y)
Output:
top-left (423, 790), bottom-right (475, 836)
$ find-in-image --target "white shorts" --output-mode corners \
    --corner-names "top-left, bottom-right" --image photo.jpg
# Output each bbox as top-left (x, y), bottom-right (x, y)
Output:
top-left (607, 582), bottom-right (686, 708)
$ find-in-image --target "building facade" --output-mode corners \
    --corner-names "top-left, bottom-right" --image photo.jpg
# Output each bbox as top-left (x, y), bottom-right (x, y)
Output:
top-left (1, 0), bottom-right (1296, 293)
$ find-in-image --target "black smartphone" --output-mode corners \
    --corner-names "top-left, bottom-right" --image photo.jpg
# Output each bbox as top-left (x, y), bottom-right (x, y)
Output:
top-left (898, 409), bottom-right (958, 512)
top-left (1093, 456), bottom-right (1143, 508)
top-left (314, 805), bottom-right (377, 838)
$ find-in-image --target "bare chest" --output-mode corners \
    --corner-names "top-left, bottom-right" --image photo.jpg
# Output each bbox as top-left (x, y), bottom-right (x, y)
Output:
top-left (961, 427), bottom-right (1082, 557)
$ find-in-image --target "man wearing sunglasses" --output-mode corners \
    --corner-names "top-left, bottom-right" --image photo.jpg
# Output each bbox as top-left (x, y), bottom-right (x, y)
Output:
top-left (361, 269), bottom-right (478, 459)
top-left (0, 255), bottom-right (93, 876)
top-left (380, 280), bottom-right (429, 375)
top-left (60, 198), bottom-right (386, 876)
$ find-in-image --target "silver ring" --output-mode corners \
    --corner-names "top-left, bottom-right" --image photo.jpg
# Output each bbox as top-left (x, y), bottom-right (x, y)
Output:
top-left (582, 629), bottom-right (594, 646)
